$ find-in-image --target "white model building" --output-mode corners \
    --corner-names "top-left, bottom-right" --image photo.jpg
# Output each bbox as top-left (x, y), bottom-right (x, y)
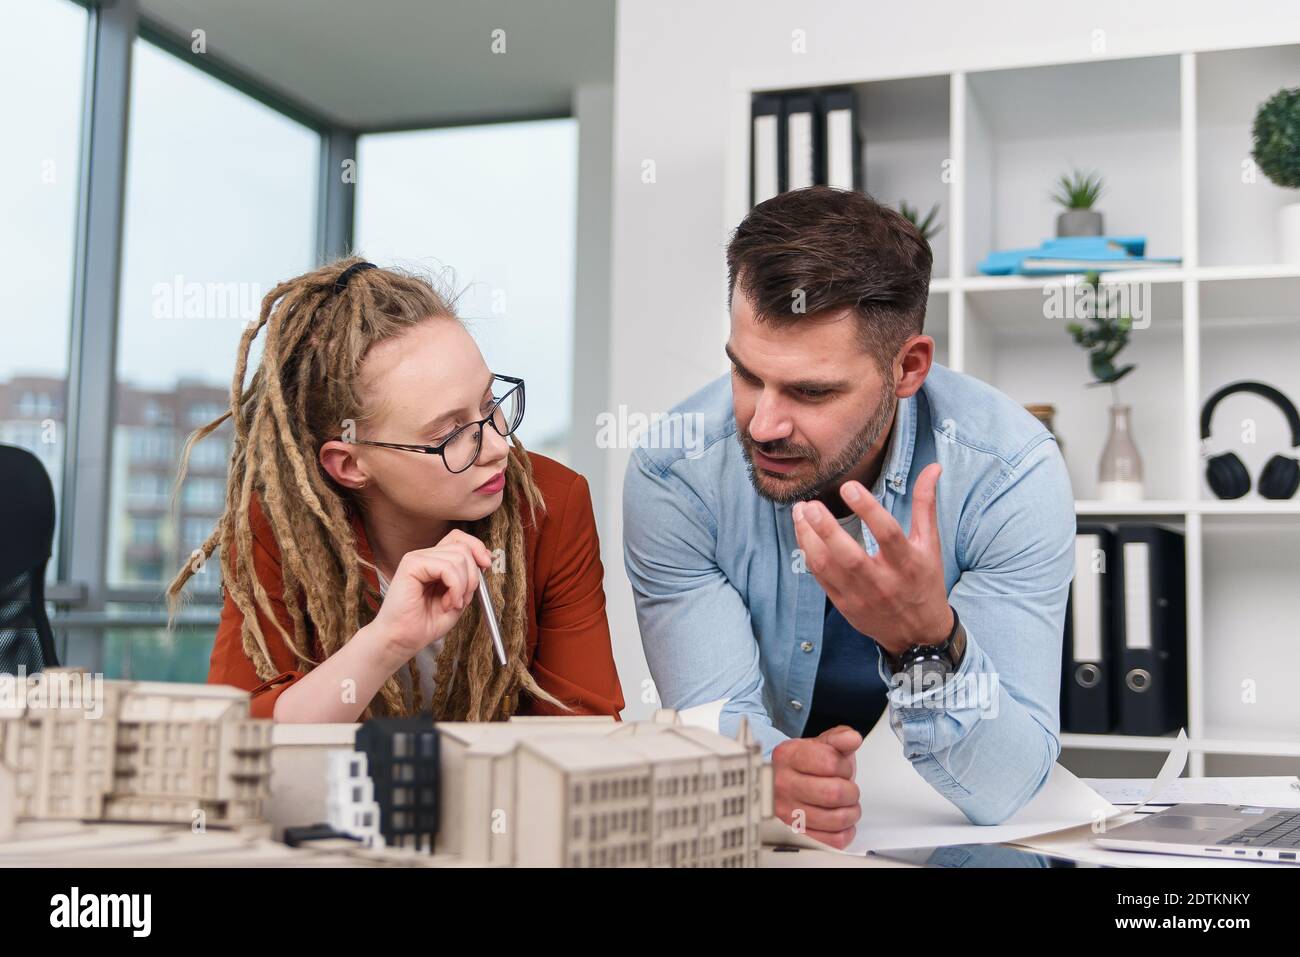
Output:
top-left (325, 749), bottom-right (383, 848)
top-left (2, 671), bottom-right (772, 867)
top-left (271, 709), bottom-right (772, 867)
top-left (0, 669), bottom-right (271, 830)
top-left (435, 709), bottom-right (771, 867)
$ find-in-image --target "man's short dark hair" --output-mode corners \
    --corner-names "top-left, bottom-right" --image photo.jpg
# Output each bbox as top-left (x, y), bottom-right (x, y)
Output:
top-left (726, 186), bottom-right (932, 368)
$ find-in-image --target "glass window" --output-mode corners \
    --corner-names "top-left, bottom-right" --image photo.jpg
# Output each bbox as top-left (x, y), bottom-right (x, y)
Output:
top-left (102, 613), bottom-right (217, 683)
top-left (180, 477), bottom-right (224, 512)
top-left (132, 517), bottom-right (160, 546)
top-left (108, 38), bottom-right (319, 591)
top-left (354, 119), bottom-right (578, 463)
top-left (0, 0), bottom-right (89, 578)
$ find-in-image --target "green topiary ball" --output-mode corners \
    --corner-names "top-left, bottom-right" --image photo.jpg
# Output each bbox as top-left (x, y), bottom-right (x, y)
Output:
top-left (1253, 87), bottom-right (1300, 190)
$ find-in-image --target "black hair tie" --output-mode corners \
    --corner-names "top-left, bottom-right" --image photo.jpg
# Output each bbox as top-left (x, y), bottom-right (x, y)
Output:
top-left (333, 261), bottom-right (377, 293)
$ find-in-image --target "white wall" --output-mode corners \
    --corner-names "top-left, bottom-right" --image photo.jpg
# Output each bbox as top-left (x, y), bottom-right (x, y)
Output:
top-left (601, 0), bottom-right (1300, 719)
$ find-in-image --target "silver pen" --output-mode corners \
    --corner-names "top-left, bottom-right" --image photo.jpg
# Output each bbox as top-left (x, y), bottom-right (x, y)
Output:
top-left (477, 575), bottom-right (508, 666)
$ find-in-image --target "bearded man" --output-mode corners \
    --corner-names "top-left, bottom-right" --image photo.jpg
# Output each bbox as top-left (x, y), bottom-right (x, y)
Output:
top-left (622, 185), bottom-right (1075, 848)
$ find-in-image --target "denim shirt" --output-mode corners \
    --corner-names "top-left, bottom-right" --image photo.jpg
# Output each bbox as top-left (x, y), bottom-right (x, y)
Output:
top-left (622, 363), bottom-right (1076, 825)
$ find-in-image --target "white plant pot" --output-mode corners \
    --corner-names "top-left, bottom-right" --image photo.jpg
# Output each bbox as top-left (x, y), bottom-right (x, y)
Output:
top-left (1280, 202), bottom-right (1300, 265)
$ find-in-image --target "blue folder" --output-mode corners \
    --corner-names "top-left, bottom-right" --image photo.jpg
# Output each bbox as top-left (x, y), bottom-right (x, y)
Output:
top-left (978, 235), bottom-right (1175, 276)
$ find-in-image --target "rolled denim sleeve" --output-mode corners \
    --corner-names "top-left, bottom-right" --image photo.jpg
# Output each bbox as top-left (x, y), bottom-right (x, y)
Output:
top-left (876, 436), bottom-right (1075, 825)
top-left (623, 448), bottom-right (788, 756)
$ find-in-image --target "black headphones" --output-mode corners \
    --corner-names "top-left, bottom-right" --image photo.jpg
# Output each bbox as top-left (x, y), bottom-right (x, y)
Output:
top-left (1200, 381), bottom-right (1300, 500)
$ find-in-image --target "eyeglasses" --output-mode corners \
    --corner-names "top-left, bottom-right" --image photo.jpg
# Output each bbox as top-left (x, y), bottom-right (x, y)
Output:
top-left (343, 374), bottom-right (525, 474)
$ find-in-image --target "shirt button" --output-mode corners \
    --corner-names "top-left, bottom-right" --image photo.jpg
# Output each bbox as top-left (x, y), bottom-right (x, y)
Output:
top-left (800, 641), bottom-right (814, 653)
top-left (789, 700), bottom-right (803, 711)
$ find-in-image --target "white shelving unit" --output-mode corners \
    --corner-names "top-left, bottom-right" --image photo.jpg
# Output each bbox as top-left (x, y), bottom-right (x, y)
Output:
top-left (730, 43), bottom-right (1300, 777)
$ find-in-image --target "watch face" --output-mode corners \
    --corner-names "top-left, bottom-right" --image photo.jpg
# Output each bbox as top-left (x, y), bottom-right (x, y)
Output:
top-left (891, 653), bottom-right (952, 696)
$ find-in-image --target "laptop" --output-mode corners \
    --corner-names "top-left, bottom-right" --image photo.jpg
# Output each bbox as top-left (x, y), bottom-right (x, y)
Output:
top-left (1095, 803), bottom-right (1300, 863)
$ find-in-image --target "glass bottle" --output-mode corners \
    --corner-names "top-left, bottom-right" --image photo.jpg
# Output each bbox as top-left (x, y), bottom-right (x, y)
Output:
top-left (1097, 403), bottom-right (1144, 501)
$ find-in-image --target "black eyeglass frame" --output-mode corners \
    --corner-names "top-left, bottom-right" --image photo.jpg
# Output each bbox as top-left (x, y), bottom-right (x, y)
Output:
top-left (341, 374), bottom-right (525, 474)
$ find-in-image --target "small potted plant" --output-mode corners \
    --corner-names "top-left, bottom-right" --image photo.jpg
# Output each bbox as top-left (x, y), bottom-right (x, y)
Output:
top-left (1065, 271), bottom-right (1143, 501)
top-left (898, 200), bottom-right (943, 245)
top-left (1252, 86), bottom-right (1300, 264)
top-left (1051, 168), bottom-right (1106, 237)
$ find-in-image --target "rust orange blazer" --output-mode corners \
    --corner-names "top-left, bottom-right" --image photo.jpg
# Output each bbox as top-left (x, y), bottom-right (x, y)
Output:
top-left (208, 452), bottom-right (625, 721)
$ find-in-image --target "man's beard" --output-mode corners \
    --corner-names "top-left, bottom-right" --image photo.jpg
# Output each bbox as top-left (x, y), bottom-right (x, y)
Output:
top-left (739, 381), bottom-right (897, 506)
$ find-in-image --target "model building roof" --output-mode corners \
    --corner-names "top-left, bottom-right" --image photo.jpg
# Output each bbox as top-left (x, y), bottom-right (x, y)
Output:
top-left (649, 724), bottom-right (752, 756)
top-left (116, 687), bottom-right (250, 723)
top-left (518, 735), bottom-right (650, 773)
top-left (609, 730), bottom-right (717, 762)
top-left (436, 719), bottom-right (617, 749)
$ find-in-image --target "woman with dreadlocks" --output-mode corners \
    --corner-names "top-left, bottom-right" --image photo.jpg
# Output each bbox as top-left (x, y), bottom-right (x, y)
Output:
top-left (167, 258), bottom-right (624, 723)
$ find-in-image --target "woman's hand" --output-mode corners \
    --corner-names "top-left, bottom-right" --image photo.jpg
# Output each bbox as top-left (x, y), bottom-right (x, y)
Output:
top-left (369, 529), bottom-right (493, 663)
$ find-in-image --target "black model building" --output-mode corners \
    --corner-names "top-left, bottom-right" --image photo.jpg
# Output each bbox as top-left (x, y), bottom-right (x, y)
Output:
top-left (354, 717), bottom-right (440, 852)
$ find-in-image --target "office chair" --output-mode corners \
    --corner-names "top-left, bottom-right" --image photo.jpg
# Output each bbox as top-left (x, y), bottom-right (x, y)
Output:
top-left (0, 443), bottom-right (60, 673)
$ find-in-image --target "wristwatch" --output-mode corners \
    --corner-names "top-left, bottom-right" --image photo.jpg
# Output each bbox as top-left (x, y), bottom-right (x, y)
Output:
top-left (883, 604), bottom-right (965, 679)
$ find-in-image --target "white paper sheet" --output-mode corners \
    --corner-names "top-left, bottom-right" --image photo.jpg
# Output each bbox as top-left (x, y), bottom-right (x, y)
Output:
top-left (678, 698), bottom-right (727, 733)
top-left (765, 710), bottom-right (1190, 855)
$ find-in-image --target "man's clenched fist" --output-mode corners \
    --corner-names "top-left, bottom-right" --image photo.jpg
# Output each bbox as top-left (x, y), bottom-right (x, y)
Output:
top-left (771, 725), bottom-right (862, 850)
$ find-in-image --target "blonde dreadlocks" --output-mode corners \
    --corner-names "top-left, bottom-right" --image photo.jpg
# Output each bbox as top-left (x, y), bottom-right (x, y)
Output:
top-left (166, 257), bottom-right (570, 722)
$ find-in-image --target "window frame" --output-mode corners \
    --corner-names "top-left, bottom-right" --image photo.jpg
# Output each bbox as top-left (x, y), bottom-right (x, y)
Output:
top-left (52, 0), bottom-right (341, 668)
top-left (51, 1), bottom-right (577, 679)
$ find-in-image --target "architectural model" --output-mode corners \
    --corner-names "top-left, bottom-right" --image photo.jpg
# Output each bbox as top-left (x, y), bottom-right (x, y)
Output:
top-left (321, 709), bottom-right (771, 867)
top-left (1, 670), bottom-right (772, 867)
top-left (0, 668), bottom-right (271, 834)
